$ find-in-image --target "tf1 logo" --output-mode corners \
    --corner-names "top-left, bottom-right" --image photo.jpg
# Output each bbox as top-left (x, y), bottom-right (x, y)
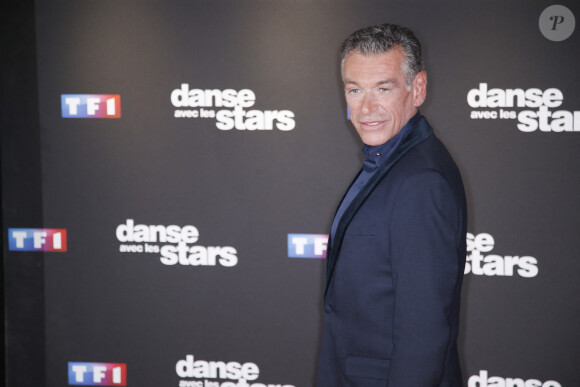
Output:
top-left (68, 362), bottom-right (127, 386)
top-left (287, 234), bottom-right (328, 258)
top-left (8, 228), bottom-right (67, 252)
top-left (61, 94), bottom-right (121, 118)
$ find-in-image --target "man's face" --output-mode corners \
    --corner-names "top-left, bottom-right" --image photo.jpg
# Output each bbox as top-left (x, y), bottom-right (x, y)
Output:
top-left (343, 48), bottom-right (426, 146)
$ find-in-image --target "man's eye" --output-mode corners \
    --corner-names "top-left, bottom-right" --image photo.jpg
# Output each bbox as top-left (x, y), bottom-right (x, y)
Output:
top-left (379, 88), bottom-right (389, 93)
top-left (349, 89), bottom-right (360, 94)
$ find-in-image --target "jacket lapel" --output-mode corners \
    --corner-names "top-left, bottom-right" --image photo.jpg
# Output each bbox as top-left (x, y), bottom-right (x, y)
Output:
top-left (325, 117), bottom-right (434, 295)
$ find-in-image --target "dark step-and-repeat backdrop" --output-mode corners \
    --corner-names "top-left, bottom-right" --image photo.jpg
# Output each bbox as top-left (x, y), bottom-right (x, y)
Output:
top-left (3, 1), bottom-right (579, 386)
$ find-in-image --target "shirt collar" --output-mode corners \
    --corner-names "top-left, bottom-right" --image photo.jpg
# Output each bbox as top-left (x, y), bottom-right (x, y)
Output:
top-left (362, 111), bottom-right (422, 172)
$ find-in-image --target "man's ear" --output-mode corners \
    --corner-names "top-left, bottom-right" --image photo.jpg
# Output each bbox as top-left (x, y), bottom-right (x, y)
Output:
top-left (412, 71), bottom-right (427, 107)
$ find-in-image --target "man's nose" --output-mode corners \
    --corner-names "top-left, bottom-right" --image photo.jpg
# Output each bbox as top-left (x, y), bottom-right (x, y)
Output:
top-left (361, 92), bottom-right (376, 115)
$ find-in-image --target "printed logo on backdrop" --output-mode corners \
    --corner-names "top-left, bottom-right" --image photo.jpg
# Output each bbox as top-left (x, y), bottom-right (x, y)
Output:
top-left (115, 219), bottom-right (238, 267)
top-left (468, 370), bottom-right (561, 387)
top-left (467, 83), bottom-right (579, 132)
top-left (176, 354), bottom-right (295, 387)
top-left (288, 232), bottom-right (539, 277)
top-left (61, 94), bottom-right (121, 118)
top-left (8, 228), bottom-right (67, 252)
top-left (170, 84), bottom-right (295, 131)
top-left (539, 5), bottom-right (575, 42)
top-left (68, 362), bottom-right (126, 386)
top-left (466, 233), bottom-right (538, 278)
top-left (287, 234), bottom-right (328, 258)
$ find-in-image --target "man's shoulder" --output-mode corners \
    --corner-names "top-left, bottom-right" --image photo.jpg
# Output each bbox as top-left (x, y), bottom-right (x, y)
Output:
top-left (394, 132), bottom-right (457, 173)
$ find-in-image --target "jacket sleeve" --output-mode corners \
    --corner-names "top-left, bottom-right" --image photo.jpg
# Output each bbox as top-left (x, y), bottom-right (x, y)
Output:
top-left (387, 169), bottom-right (463, 386)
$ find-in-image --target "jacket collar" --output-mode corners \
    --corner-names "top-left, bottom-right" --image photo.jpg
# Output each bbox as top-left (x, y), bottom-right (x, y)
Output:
top-left (325, 115), bottom-right (434, 295)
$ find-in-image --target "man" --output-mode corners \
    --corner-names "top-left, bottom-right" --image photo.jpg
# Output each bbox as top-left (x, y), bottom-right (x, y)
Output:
top-left (317, 24), bottom-right (467, 386)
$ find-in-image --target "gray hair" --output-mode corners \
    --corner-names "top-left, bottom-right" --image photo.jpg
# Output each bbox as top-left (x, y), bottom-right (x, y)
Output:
top-left (340, 23), bottom-right (424, 89)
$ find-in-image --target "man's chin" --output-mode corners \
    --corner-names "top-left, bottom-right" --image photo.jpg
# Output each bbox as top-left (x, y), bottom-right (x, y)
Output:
top-left (359, 132), bottom-right (393, 147)
top-left (362, 138), bottom-right (390, 146)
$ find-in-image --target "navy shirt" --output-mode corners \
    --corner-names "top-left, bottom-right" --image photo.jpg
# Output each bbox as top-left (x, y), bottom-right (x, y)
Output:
top-left (330, 112), bottom-right (422, 243)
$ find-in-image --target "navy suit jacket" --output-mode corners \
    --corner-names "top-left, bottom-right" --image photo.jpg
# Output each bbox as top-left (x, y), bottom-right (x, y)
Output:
top-left (317, 116), bottom-right (467, 386)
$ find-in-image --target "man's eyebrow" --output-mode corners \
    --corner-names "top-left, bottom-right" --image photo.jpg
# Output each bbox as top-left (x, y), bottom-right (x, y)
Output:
top-left (343, 78), bottom-right (399, 86)
top-left (376, 78), bottom-right (398, 86)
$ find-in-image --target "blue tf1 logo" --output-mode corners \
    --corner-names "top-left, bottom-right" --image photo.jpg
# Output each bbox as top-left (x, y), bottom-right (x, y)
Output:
top-left (68, 362), bottom-right (126, 386)
top-left (61, 94), bottom-right (121, 118)
top-left (8, 228), bottom-right (67, 252)
top-left (287, 234), bottom-right (328, 258)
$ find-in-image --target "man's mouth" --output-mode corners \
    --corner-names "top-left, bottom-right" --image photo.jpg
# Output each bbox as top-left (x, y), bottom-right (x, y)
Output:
top-left (360, 120), bottom-right (386, 128)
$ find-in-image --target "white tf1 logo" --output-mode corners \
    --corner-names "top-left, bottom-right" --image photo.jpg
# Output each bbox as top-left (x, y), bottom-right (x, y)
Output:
top-left (465, 232), bottom-right (538, 278)
top-left (171, 84), bottom-right (295, 130)
top-left (468, 370), bottom-right (561, 387)
top-left (466, 83), bottom-right (579, 133)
